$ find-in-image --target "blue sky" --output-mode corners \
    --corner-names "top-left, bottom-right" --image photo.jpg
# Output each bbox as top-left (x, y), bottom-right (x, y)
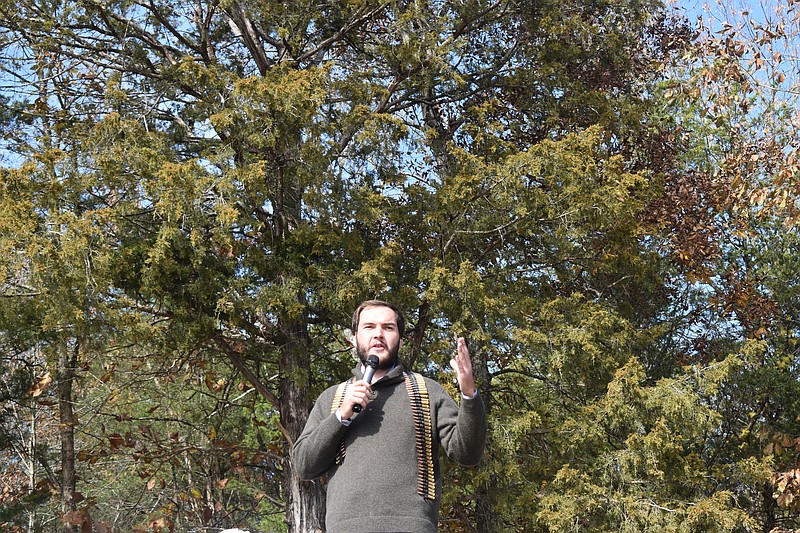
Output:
top-left (675, 0), bottom-right (786, 28)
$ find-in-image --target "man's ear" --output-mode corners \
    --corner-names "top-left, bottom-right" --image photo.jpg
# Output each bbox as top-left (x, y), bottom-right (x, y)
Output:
top-left (345, 329), bottom-right (356, 349)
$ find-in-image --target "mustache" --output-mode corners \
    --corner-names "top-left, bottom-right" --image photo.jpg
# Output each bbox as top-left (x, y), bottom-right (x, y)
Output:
top-left (356, 341), bottom-right (399, 369)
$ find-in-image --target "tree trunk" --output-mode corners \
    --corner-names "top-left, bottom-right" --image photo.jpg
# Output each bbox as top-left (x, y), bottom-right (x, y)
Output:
top-left (57, 341), bottom-right (79, 533)
top-left (762, 481), bottom-right (777, 533)
top-left (280, 308), bottom-right (326, 532)
top-left (28, 404), bottom-right (37, 533)
top-left (422, 87), bottom-right (498, 531)
top-left (469, 336), bottom-right (494, 533)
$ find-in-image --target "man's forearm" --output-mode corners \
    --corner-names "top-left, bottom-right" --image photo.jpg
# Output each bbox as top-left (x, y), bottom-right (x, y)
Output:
top-left (292, 412), bottom-right (348, 480)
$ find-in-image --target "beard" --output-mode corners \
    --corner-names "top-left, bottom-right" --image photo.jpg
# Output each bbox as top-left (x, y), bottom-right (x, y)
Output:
top-left (356, 341), bottom-right (400, 370)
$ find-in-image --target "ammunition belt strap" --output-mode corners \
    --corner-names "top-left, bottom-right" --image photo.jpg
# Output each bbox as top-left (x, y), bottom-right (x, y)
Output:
top-left (404, 371), bottom-right (436, 501)
top-left (331, 381), bottom-right (348, 466)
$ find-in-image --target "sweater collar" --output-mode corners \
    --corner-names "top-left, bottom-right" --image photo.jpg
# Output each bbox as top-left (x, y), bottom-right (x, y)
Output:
top-left (352, 360), bottom-right (406, 385)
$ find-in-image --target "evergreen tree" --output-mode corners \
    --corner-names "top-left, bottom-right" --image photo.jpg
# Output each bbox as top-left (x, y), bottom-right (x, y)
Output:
top-left (4, 0), bottom-right (787, 531)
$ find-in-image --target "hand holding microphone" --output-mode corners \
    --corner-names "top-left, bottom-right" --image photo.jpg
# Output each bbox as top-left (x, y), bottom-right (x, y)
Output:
top-left (352, 355), bottom-right (379, 414)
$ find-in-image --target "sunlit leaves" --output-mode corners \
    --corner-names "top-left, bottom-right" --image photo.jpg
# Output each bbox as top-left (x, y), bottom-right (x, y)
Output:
top-left (674, 0), bottom-right (800, 225)
top-left (4, 0), bottom-right (799, 530)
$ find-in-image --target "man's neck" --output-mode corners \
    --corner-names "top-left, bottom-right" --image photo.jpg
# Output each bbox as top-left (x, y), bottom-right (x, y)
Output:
top-left (362, 361), bottom-right (396, 383)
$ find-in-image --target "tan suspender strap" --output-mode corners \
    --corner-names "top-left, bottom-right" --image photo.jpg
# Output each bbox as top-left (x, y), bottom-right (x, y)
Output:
top-left (404, 371), bottom-right (436, 501)
top-left (331, 381), bottom-right (348, 465)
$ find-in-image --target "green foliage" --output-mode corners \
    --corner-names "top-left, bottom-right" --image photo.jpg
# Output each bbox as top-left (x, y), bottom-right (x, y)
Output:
top-left (2, 0), bottom-right (798, 531)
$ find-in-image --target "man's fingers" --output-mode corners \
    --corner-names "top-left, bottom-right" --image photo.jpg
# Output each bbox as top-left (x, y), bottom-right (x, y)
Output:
top-left (454, 337), bottom-right (473, 365)
top-left (345, 382), bottom-right (373, 414)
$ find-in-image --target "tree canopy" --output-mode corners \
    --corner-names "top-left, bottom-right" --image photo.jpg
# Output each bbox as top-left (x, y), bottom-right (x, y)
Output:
top-left (1, 0), bottom-right (799, 532)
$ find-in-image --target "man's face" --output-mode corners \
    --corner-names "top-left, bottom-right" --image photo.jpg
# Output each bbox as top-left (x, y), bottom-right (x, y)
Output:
top-left (354, 305), bottom-right (402, 369)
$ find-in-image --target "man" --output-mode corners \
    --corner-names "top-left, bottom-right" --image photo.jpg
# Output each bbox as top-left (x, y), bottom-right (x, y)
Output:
top-left (292, 300), bottom-right (487, 532)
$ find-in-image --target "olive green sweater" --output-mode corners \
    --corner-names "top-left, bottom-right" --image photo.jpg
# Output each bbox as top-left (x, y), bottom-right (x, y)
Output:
top-left (292, 362), bottom-right (487, 532)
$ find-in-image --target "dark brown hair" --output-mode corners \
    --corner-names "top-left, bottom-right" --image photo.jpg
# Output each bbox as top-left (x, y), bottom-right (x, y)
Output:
top-left (351, 300), bottom-right (406, 337)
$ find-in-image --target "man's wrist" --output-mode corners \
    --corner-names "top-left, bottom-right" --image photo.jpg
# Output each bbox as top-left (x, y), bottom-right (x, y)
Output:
top-left (335, 408), bottom-right (352, 426)
top-left (461, 388), bottom-right (478, 400)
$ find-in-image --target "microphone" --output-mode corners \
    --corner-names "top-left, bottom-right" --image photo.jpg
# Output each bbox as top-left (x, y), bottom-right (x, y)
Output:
top-left (353, 355), bottom-right (379, 413)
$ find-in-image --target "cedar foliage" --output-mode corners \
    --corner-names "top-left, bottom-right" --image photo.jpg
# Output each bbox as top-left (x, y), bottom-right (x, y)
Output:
top-left (0, 0), bottom-right (798, 531)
